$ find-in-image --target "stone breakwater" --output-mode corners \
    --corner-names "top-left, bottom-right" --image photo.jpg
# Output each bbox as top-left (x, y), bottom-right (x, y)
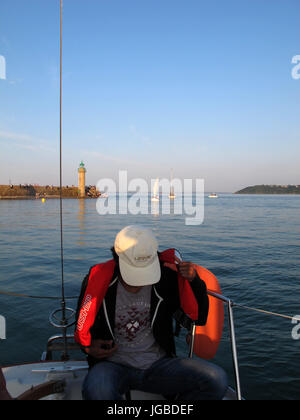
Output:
top-left (0, 185), bottom-right (100, 199)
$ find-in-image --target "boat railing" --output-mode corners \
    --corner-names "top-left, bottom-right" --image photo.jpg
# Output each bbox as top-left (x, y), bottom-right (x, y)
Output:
top-left (201, 290), bottom-right (295, 401)
top-left (41, 334), bottom-right (82, 362)
top-left (206, 290), bottom-right (242, 400)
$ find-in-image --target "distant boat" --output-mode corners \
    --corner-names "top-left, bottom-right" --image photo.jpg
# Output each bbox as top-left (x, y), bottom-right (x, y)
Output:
top-left (208, 193), bottom-right (218, 198)
top-left (151, 178), bottom-right (159, 202)
top-left (169, 168), bottom-right (176, 200)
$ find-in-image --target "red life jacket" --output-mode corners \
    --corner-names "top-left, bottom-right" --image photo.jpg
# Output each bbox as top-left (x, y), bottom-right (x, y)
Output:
top-left (75, 249), bottom-right (198, 348)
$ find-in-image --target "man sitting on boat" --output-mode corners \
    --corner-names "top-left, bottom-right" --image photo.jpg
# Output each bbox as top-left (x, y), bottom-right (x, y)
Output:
top-left (75, 225), bottom-right (228, 400)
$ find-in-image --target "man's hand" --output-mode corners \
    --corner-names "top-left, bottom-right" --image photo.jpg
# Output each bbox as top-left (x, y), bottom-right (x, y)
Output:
top-left (177, 261), bottom-right (197, 282)
top-left (164, 256), bottom-right (197, 282)
top-left (84, 339), bottom-right (118, 360)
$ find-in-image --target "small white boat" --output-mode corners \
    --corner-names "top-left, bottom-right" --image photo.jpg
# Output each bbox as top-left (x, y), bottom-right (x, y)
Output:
top-left (208, 193), bottom-right (218, 198)
top-left (169, 169), bottom-right (176, 199)
top-left (151, 178), bottom-right (160, 202)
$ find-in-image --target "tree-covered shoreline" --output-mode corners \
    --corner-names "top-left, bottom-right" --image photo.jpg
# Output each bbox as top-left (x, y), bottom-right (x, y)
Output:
top-left (236, 185), bottom-right (300, 194)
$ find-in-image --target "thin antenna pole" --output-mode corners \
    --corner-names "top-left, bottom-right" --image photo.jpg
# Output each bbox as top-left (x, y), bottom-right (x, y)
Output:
top-left (59, 0), bottom-right (65, 306)
top-left (59, 0), bottom-right (68, 360)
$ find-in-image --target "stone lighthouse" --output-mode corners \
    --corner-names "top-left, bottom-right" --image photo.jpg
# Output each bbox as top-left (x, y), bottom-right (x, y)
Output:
top-left (78, 161), bottom-right (86, 198)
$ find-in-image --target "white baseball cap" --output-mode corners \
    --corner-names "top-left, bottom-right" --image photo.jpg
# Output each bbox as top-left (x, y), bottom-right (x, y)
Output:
top-left (114, 225), bottom-right (161, 287)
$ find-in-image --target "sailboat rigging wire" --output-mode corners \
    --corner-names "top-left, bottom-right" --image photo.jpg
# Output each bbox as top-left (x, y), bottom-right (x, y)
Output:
top-left (0, 289), bottom-right (295, 320)
top-left (0, 291), bottom-right (78, 300)
top-left (51, 0), bottom-right (76, 360)
top-left (58, 0), bottom-right (71, 361)
top-left (232, 303), bottom-right (295, 321)
top-left (59, 0), bottom-right (65, 308)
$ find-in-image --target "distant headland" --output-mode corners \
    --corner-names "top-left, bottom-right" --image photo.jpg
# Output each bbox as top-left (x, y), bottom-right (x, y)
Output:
top-left (235, 185), bottom-right (300, 194)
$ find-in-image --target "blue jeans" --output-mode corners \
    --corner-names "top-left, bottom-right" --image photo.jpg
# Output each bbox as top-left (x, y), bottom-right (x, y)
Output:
top-left (82, 357), bottom-right (228, 400)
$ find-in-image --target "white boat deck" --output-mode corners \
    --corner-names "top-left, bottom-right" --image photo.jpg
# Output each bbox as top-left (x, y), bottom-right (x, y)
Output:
top-left (3, 360), bottom-right (237, 400)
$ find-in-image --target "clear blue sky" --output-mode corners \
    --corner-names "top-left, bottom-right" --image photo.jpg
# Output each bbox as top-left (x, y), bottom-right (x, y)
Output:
top-left (0, 0), bottom-right (299, 192)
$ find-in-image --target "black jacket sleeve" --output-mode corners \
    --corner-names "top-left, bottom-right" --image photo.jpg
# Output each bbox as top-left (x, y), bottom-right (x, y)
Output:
top-left (160, 264), bottom-right (209, 327)
top-left (189, 273), bottom-right (209, 326)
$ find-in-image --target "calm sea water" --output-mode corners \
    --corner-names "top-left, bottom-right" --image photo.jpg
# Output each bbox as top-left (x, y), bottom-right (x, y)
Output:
top-left (0, 194), bottom-right (300, 400)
